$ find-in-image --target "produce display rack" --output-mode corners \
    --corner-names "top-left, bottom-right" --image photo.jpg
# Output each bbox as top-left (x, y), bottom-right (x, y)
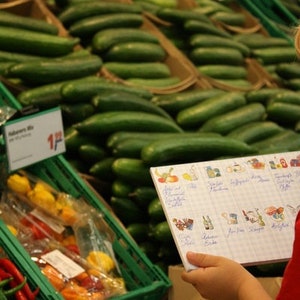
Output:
top-left (237, 0), bottom-right (297, 44)
top-left (0, 219), bottom-right (63, 300)
top-left (0, 81), bottom-right (171, 299)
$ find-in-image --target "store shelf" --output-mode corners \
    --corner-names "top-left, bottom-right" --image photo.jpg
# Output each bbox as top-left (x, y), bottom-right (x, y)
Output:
top-left (0, 81), bottom-right (171, 300)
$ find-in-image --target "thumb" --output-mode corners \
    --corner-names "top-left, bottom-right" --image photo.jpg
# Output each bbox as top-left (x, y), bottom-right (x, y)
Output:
top-left (186, 251), bottom-right (220, 268)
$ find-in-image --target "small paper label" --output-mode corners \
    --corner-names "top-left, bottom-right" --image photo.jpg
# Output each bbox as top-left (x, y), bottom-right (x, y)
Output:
top-left (30, 209), bottom-right (65, 234)
top-left (41, 249), bottom-right (84, 279)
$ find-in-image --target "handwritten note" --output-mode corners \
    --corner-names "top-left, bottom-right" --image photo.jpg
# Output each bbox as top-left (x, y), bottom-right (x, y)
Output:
top-left (150, 151), bottom-right (300, 271)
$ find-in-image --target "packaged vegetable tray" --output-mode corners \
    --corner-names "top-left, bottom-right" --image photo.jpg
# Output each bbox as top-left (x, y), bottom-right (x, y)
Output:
top-left (0, 81), bottom-right (171, 299)
top-left (0, 219), bottom-right (63, 299)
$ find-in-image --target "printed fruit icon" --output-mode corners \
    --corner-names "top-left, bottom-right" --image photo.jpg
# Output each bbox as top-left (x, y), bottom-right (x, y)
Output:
top-left (155, 167), bottom-right (178, 183)
top-left (182, 173), bottom-right (192, 181)
top-left (165, 175), bottom-right (178, 182)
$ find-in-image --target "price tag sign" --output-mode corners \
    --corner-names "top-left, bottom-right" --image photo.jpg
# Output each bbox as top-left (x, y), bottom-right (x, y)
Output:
top-left (3, 107), bottom-right (65, 171)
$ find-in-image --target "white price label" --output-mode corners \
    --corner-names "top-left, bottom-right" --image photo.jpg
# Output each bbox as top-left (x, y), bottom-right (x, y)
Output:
top-left (41, 249), bottom-right (85, 279)
top-left (3, 107), bottom-right (65, 171)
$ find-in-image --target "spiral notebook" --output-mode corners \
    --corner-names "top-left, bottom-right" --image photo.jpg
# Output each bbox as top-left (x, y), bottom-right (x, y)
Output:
top-left (150, 151), bottom-right (300, 271)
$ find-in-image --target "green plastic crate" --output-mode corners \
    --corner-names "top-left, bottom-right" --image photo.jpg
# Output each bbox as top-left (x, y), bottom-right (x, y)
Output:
top-left (238, 0), bottom-right (297, 44)
top-left (0, 80), bottom-right (171, 299)
top-left (0, 220), bottom-right (63, 299)
top-left (251, 0), bottom-right (298, 26)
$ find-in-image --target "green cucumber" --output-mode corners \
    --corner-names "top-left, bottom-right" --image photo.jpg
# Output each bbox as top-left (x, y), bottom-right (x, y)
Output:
top-left (295, 120), bottom-right (300, 132)
top-left (176, 91), bottom-right (246, 129)
top-left (210, 11), bottom-right (246, 27)
top-left (89, 157), bottom-right (116, 181)
top-left (156, 7), bottom-right (210, 24)
top-left (233, 33), bottom-right (291, 49)
top-left (106, 131), bottom-right (220, 150)
top-left (193, 1), bottom-right (233, 15)
top-left (215, 79), bottom-right (252, 88)
top-left (111, 179), bottom-right (133, 198)
top-left (78, 144), bottom-right (107, 164)
top-left (92, 28), bottom-right (159, 54)
top-left (189, 34), bottom-right (250, 57)
top-left (141, 135), bottom-right (257, 166)
top-left (251, 130), bottom-right (300, 152)
top-left (245, 88), bottom-right (290, 103)
top-left (126, 77), bottom-right (181, 88)
top-left (0, 26), bottom-right (79, 57)
top-left (104, 42), bottom-right (166, 62)
top-left (64, 127), bottom-right (95, 154)
top-left (150, 221), bottom-right (173, 242)
top-left (112, 158), bottom-right (153, 186)
top-left (74, 111), bottom-right (183, 136)
top-left (268, 90), bottom-right (300, 105)
top-left (275, 62), bottom-right (300, 80)
top-left (129, 186), bottom-right (158, 209)
top-left (58, 2), bottom-right (143, 26)
top-left (184, 19), bottom-right (232, 38)
top-left (69, 13), bottom-right (143, 38)
top-left (133, 1), bottom-right (161, 14)
top-left (148, 197), bottom-right (165, 222)
top-left (6, 54), bottom-right (103, 85)
top-left (227, 121), bottom-right (284, 144)
top-left (60, 76), bottom-right (153, 102)
top-left (199, 103), bottom-right (266, 135)
top-left (91, 91), bottom-right (171, 119)
top-left (0, 10), bottom-right (59, 35)
top-left (190, 47), bottom-right (244, 65)
top-left (111, 138), bottom-right (156, 158)
top-left (197, 65), bottom-right (247, 79)
top-left (103, 62), bottom-right (171, 79)
top-left (0, 50), bottom-right (44, 63)
top-left (126, 223), bottom-right (149, 243)
top-left (17, 79), bottom-right (74, 108)
top-left (110, 196), bottom-right (145, 224)
top-left (0, 62), bottom-right (14, 75)
top-left (109, 133), bottom-right (221, 158)
top-left (61, 103), bottom-right (95, 124)
top-left (151, 88), bottom-right (226, 114)
top-left (266, 101), bottom-right (300, 125)
top-left (136, 0), bottom-right (177, 8)
top-left (194, 0), bottom-right (233, 16)
top-left (252, 47), bottom-right (296, 65)
top-left (283, 78), bottom-right (300, 90)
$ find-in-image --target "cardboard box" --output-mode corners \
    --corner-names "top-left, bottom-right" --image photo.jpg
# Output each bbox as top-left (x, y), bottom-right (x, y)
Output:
top-left (168, 265), bottom-right (282, 300)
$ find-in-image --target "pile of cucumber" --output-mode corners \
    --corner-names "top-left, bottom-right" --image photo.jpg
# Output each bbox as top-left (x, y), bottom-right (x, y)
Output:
top-left (57, 1), bottom-right (184, 89)
top-left (1, 0), bottom-right (300, 274)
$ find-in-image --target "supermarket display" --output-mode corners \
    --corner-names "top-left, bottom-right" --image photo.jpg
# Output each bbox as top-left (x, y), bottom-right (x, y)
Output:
top-left (1, 0), bottom-right (300, 298)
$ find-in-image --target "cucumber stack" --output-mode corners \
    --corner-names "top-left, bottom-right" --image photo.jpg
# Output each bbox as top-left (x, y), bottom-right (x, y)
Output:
top-left (57, 1), bottom-right (185, 90)
top-left (2, 0), bottom-right (300, 274)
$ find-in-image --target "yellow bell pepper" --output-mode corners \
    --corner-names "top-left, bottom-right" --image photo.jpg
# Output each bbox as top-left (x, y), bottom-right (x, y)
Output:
top-left (7, 174), bottom-right (31, 194)
top-left (86, 251), bottom-right (115, 274)
top-left (27, 188), bottom-right (57, 214)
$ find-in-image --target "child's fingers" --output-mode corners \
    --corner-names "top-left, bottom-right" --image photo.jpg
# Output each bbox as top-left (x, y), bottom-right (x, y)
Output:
top-left (186, 251), bottom-right (221, 268)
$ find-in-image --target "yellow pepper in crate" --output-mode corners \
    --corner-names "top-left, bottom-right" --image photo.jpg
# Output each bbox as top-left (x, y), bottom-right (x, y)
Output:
top-left (7, 172), bottom-right (80, 226)
top-left (7, 173), bottom-right (31, 194)
top-left (86, 251), bottom-right (115, 274)
top-left (27, 187), bottom-right (57, 214)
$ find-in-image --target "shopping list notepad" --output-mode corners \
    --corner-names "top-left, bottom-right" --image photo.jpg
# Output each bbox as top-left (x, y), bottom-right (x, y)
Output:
top-left (150, 151), bottom-right (300, 271)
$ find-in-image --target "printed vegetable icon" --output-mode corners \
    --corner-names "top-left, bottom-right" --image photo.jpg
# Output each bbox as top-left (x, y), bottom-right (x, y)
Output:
top-left (155, 167), bottom-right (178, 183)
